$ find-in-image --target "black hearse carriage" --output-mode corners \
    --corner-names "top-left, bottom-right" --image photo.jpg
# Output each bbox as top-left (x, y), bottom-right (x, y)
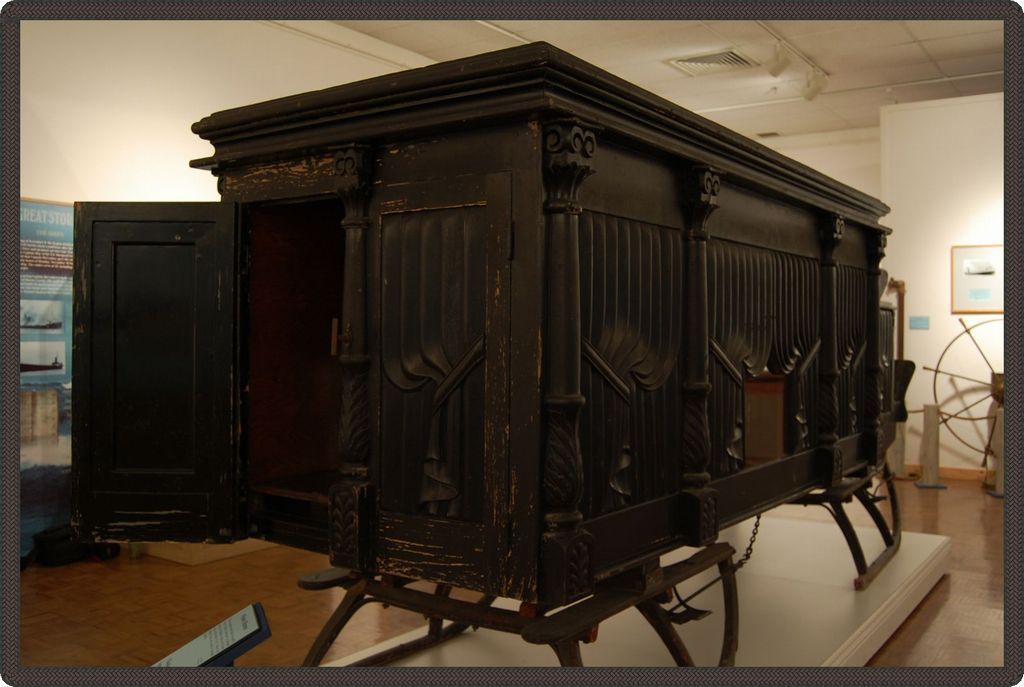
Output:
top-left (72, 43), bottom-right (913, 666)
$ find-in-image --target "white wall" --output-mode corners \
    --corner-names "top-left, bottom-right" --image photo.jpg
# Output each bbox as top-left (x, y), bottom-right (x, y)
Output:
top-left (23, 22), bottom-right (888, 204)
top-left (20, 21), bottom-right (432, 202)
top-left (880, 93), bottom-right (1004, 470)
top-left (760, 127), bottom-right (881, 199)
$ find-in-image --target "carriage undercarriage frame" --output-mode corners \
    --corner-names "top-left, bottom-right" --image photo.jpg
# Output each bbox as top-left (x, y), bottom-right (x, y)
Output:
top-left (301, 465), bottom-right (900, 667)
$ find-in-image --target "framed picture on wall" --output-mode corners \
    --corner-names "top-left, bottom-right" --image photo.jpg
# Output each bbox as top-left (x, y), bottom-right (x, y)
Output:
top-left (951, 244), bottom-right (1003, 314)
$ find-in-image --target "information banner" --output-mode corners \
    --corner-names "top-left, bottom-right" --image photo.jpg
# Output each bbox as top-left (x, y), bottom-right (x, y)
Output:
top-left (19, 199), bottom-right (74, 558)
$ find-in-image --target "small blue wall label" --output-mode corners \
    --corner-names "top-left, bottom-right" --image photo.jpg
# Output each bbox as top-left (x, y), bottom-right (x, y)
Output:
top-left (968, 288), bottom-right (992, 302)
top-left (908, 316), bottom-right (930, 330)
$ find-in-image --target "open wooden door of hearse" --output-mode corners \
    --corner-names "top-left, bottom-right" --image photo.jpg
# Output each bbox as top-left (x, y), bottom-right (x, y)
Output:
top-left (71, 202), bottom-right (246, 543)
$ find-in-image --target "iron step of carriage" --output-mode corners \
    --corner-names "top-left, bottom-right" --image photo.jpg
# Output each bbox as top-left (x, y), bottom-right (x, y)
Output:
top-left (667, 606), bottom-right (712, 624)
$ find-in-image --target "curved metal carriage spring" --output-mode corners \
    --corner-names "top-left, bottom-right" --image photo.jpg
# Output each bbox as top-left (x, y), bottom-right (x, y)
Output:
top-left (793, 462), bottom-right (901, 590)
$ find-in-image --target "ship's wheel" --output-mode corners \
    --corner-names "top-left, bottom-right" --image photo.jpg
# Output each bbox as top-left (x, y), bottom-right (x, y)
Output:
top-left (923, 317), bottom-right (1004, 465)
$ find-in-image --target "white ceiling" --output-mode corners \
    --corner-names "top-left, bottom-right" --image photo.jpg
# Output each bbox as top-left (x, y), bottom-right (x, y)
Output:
top-left (330, 20), bottom-right (1004, 139)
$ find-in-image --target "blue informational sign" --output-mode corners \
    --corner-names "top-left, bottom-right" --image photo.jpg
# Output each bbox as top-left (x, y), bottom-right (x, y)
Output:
top-left (19, 200), bottom-right (75, 559)
top-left (908, 316), bottom-right (930, 330)
top-left (968, 288), bottom-right (993, 302)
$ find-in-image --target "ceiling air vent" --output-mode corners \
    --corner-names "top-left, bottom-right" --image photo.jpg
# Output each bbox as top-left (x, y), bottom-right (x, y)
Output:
top-left (668, 50), bottom-right (758, 77)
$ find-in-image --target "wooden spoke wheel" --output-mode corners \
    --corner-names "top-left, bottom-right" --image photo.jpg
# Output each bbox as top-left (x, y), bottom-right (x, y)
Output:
top-left (925, 317), bottom-right (1003, 462)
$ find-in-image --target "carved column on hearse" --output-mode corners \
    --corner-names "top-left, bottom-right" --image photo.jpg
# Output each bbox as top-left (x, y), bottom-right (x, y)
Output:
top-left (819, 215), bottom-right (845, 486)
top-left (328, 144), bottom-right (375, 572)
top-left (540, 119), bottom-right (598, 606)
top-left (679, 165), bottom-right (722, 547)
top-left (863, 231), bottom-right (888, 466)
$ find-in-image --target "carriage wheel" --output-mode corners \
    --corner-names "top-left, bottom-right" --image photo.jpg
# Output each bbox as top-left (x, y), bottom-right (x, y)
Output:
top-left (924, 317), bottom-right (1003, 462)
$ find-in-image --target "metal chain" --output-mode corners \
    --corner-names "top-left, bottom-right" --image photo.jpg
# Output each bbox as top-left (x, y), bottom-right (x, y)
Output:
top-left (668, 514), bottom-right (763, 610)
top-left (733, 514), bottom-right (761, 571)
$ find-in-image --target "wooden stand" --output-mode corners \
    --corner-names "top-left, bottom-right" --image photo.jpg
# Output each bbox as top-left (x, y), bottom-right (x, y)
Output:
top-left (300, 543), bottom-right (738, 667)
top-left (914, 404), bottom-right (947, 490)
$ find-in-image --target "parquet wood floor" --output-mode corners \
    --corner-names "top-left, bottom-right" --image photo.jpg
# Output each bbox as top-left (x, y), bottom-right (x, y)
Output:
top-left (867, 478), bottom-right (1004, 667)
top-left (18, 477), bottom-right (1003, 667)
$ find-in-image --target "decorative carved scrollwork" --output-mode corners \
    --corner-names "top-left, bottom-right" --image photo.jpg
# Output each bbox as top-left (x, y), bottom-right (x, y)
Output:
top-left (415, 339), bottom-right (486, 517)
top-left (791, 344), bottom-right (820, 453)
top-left (338, 361), bottom-right (370, 473)
top-left (879, 308), bottom-right (895, 413)
top-left (379, 204), bottom-right (488, 518)
top-left (682, 382), bottom-right (713, 486)
top-left (544, 121), bottom-right (597, 157)
top-left (565, 537), bottom-right (593, 599)
top-left (870, 232), bottom-right (887, 262)
top-left (329, 486), bottom-right (358, 563)
top-left (835, 265), bottom-right (869, 436)
top-left (837, 265), bottom-right (868, 370)
top-left (420, 419), bottom-right (460, 514)
top-left (328, 481), bottom-right (375, 570)
top-left (698, 489), bottom-right (719, 545)
top-left (821, 215), bottom-right (845, 260)
top-left (542, 120), bottom-right (597, 213)
top-left (709, 345), bottom-right (745, 476)
top-left (333, 145), bottom-right (372, 219)
top-left (542, 401), bottom-right (584, 514)
top-left (684, 166), bottom-right (721, 239)
top-left (818, 373), bottom-right (840, 445)
top-left (541, 528), bottom-right (595, 604)
top-left (608, 445), bottom-right (632, 506)
top-left (705, 240), bottom-right (821, 475)
top-left (578, 212), bottom-right (685, 509)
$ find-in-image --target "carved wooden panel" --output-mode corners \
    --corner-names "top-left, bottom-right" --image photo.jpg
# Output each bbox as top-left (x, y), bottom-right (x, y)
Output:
top-left (709, 345), bottom-right (744, 476)
top-left (794, 354), bottom-right (820, 454)
top-left (836, 264), bottom-right (868, 437)
top-left (707, 239), bottom-right (821, 476)
top-left (379, 205), bottom-right (488, 521)
top-left (880, 307), bottom-right (895, 413)
top-left (775, 251), bottom-right (821, 455)
top-left (577, 210), bottom-right (684, 516)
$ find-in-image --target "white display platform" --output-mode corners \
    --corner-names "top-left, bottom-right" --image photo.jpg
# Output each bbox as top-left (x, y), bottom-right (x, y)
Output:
top-left (327, 509), bottom-right (950, 667)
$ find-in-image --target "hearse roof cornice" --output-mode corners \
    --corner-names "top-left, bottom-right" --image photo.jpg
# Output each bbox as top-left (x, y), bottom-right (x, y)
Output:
top-left (190, 41), bottom-right (890, 228)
